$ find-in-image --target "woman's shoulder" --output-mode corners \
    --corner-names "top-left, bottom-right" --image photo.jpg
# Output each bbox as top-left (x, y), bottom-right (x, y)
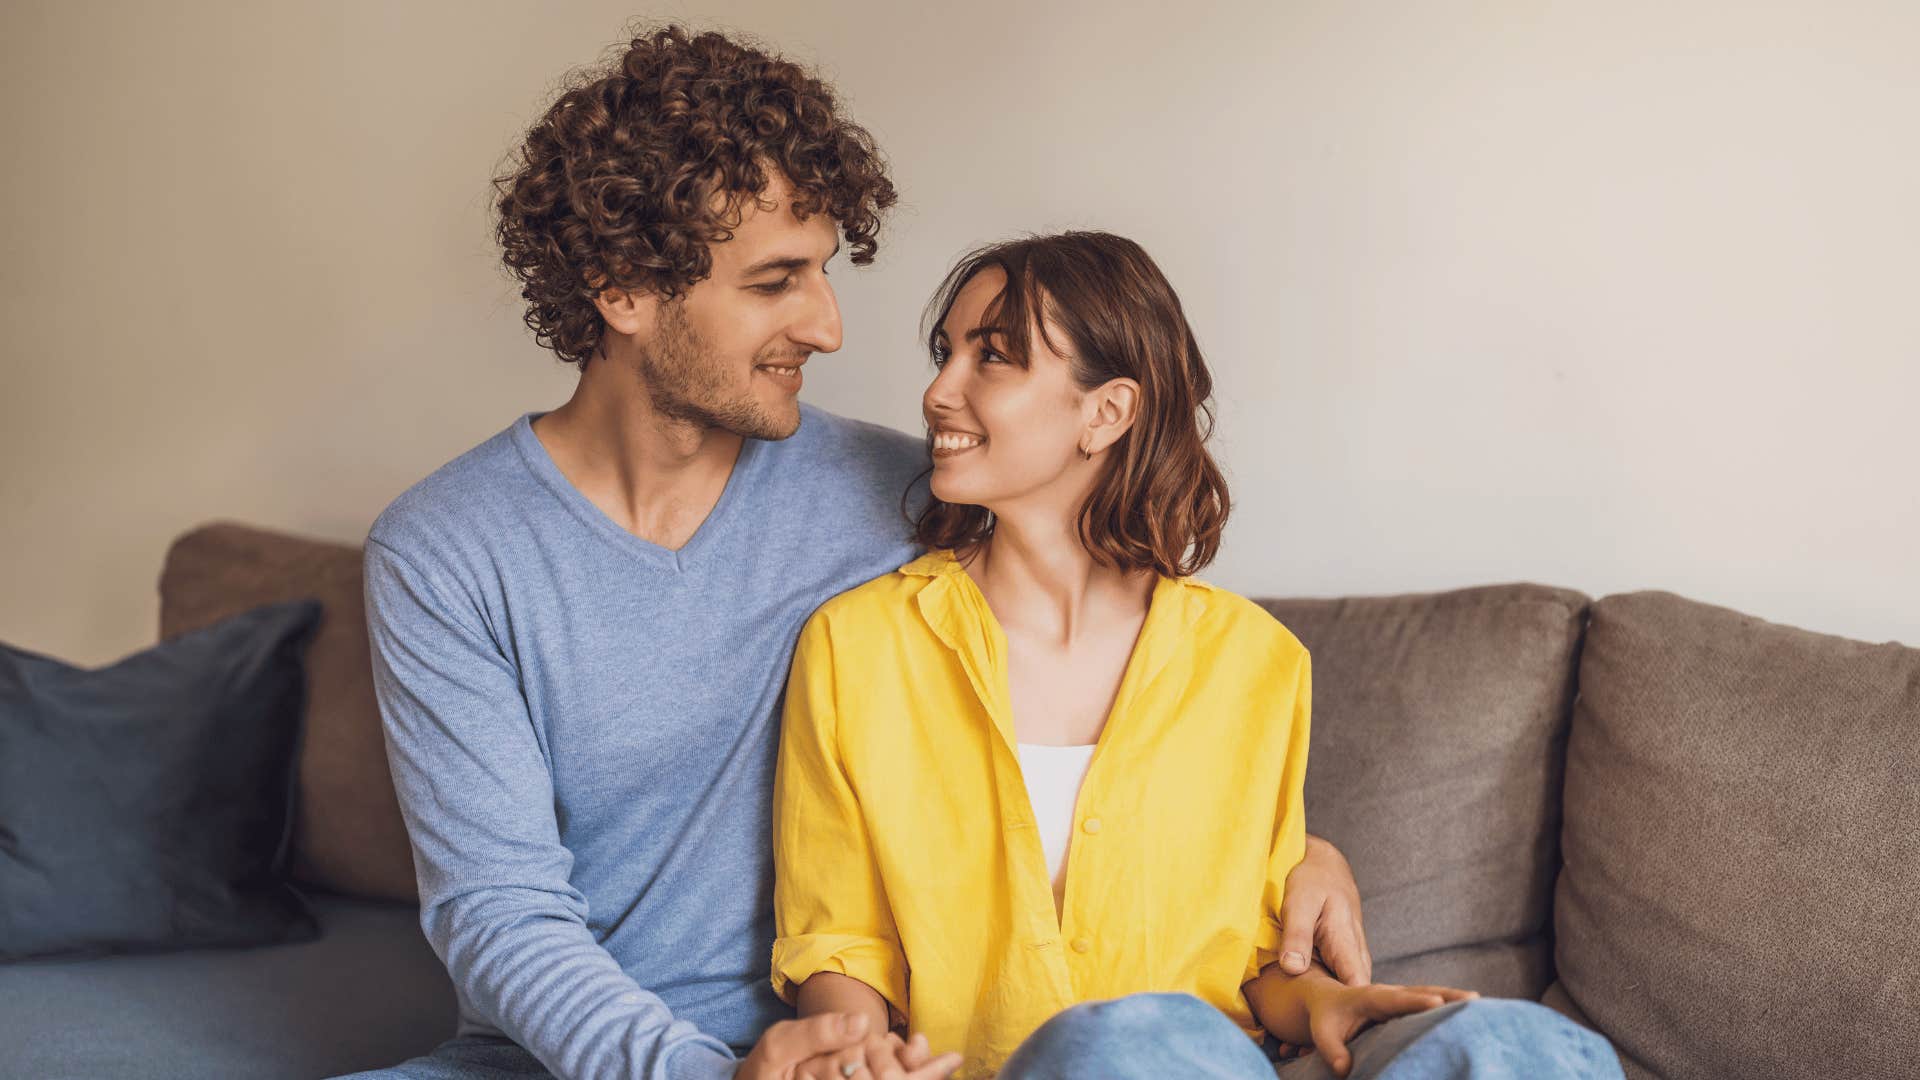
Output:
top-left (1177, 577), bottom-right (1310, 664)
top-left (801, 552), bottom-right (949, 640)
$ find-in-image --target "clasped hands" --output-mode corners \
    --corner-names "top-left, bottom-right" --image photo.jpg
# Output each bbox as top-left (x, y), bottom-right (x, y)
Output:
top-left (734, 1012), bottom-right (958, 1080)
top-left (739, 835), bottom-right (1393, 1079)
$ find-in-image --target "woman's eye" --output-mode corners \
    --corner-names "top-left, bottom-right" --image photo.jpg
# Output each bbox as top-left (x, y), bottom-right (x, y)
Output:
top-left (979, 347), bottom-right (1007, 365)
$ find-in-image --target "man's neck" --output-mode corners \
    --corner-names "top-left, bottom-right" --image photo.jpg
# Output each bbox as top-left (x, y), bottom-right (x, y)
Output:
top-left (530, 362), bottom-right (745, 551)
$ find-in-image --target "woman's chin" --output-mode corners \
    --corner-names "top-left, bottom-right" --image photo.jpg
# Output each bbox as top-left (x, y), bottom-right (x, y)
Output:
top-left (929, 476), bottom-right (986, 507)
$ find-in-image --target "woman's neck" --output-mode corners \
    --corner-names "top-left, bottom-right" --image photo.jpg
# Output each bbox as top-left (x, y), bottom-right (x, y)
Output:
top-left (965, 514), bottom-right (1154, 648)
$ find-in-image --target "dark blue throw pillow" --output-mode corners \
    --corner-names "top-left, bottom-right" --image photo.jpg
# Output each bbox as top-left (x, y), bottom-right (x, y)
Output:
top-left (0, 600), bottom-right (323, 961)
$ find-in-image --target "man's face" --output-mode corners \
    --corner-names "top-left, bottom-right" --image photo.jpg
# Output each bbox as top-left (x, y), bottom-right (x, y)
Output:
top-left (633, 173), bottom-right (843, 441)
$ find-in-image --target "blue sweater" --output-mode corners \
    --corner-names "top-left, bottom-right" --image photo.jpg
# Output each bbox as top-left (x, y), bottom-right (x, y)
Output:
top-left (363, 406), bottom-right (926, 1080)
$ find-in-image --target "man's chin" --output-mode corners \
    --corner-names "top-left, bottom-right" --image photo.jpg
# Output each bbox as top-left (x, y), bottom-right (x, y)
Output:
top-left (755, 415), bottom-right (802, 441)
top-left (755, 396), bottom-right (803, 440)
top-left (722, 397), bottom-right (801, 442)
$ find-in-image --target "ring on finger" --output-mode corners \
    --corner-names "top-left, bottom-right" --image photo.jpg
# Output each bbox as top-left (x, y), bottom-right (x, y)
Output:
top-left (841, 1062), bottom-right (864, 1078)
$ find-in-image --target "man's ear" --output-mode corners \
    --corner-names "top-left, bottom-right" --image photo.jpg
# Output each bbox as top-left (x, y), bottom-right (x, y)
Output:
top-left (1085, 378), bottom-right (1142, 455)
top-left (592, 286), bottom-right (662, 346)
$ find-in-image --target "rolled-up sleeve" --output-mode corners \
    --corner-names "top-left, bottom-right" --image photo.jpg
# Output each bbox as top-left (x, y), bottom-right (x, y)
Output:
top-left (1249, 649), bottom-right (1313, 983)
top-left (769, 612), bottom-right (910, 1017)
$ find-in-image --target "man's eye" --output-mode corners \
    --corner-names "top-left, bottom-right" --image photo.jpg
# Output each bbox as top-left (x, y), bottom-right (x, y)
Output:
top-left (752, 279), bottom-right (792, 295)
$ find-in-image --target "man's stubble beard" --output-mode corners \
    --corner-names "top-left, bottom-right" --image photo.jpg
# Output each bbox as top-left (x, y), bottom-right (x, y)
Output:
top-left (636, 300), bottom-right (802, 442)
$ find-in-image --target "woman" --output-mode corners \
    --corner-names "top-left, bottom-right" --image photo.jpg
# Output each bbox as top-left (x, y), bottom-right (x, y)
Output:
top-left (770, 233), bottom-right (1619, 1080)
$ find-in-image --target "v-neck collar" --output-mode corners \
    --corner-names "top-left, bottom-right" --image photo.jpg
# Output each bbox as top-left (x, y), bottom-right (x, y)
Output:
top-left (510, 411), bottom-right (766, 573)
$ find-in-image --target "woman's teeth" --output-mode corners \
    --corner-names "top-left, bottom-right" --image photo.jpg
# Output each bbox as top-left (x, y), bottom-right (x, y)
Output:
top-left (933, 432), bottom-right (984, 452)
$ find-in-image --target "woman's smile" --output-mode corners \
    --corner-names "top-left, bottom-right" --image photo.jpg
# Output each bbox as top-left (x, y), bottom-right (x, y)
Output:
top-left (931, 429), bottom-right (986, 458)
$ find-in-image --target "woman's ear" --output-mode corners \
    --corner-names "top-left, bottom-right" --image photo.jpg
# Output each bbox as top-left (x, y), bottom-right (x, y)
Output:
top-left (1084, 378), bottom-right (1142, 455)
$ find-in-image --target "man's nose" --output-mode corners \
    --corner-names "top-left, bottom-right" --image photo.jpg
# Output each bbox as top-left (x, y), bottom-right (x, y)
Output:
top-left (793, 275), bottom-right (843, 354)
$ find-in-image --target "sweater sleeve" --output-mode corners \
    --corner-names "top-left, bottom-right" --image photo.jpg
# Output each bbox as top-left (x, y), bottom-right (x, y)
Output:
top-left (768, 612), bottom-right (910, 1018)
top-left (364, 538), bottom-right (738, 1080)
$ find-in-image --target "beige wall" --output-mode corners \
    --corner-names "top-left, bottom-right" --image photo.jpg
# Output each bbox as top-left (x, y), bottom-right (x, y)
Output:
top-left (3, 0), bottom-right (1916, 664)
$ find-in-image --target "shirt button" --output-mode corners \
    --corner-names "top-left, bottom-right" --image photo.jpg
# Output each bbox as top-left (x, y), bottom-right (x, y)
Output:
top-left (1071, 937), bottom-right (1092, 954)
top-left (1081, 817), bottom-right (1103, 835)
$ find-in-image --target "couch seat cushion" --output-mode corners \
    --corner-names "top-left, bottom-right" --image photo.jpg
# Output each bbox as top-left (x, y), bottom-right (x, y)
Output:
top-left (0, 894), bottom-right (456, 1079)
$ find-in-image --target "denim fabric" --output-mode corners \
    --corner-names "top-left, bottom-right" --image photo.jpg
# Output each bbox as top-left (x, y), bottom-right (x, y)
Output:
top-left (998, 993), bottom-right (1624, 1080)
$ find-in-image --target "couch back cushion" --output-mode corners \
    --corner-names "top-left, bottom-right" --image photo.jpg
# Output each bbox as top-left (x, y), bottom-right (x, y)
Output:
top-left (160, 523), bottom-right (417, 902)
top-left (1553, 591), bottom-right (1919, 1079)
top-left (1259, 583), bottom-right (1589, 1000)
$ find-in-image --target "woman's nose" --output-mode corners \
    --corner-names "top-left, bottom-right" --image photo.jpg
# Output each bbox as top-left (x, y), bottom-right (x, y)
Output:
top-left (923, 363), bottom-right (963, 414)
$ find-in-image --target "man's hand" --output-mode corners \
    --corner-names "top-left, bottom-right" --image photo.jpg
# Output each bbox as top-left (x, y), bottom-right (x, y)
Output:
top-left (1277, 834), bottom-right (1372, 984)
top-left (1300, 981), bottom-right (1478, 1077)
top-left (735, 1013), bottom-right (875, 1080)
top-left (793, 1030), bottom-right (961, 1080)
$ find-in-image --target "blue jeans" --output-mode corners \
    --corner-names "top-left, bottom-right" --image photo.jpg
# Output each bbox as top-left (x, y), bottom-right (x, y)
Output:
top-left (338, 995), bottom-right (1622, 1079)
top-left (997, 993), bottom-right (1624, 1080)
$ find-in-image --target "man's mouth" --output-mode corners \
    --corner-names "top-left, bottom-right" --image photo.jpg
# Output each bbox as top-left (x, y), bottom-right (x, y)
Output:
top-left (755, 362), bottom-right (804, 389)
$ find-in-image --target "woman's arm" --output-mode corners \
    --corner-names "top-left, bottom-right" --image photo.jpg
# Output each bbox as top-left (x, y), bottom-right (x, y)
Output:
top-left (1243, 961), bottom-right (1477, 1078)
top-left (795, 972), bottom-right (892, 1035)
top-left (1242, 959), bottom-right (1340, 1047)
top-left (769, 615), bottom-right (912, 1019)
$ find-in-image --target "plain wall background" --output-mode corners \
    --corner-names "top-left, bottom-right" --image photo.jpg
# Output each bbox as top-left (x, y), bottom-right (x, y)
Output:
top-left (3, 0), bottom-right (1915, 665)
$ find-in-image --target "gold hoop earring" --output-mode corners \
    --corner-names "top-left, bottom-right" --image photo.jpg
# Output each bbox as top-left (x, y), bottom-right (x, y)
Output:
top-left (1078, 443), bottom-right (1093, 460)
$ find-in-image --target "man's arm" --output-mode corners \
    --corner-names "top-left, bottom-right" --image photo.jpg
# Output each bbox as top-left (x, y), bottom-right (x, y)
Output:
top-left (1274, 834), bottom-right (1373, 985)
top-left (365, 539), bottom-right (737, 1080)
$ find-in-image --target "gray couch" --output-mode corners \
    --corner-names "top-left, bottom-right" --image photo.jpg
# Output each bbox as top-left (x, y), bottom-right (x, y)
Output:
top-left (3, 523), bottom-right (1913, 1079)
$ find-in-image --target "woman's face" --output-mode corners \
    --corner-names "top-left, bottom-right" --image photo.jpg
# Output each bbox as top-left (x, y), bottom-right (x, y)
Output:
top-left (922, 268), bottom-right (1094, 512)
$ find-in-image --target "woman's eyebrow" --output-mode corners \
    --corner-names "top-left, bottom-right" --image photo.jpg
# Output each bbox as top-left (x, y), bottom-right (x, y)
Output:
top-left (933, 325), bottom-right (1005, 344)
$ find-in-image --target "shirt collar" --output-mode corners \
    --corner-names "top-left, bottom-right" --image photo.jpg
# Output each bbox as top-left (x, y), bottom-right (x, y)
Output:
top-left (898, 549), bottom-right (965, 578)
top-left (904, 547), bottom-right (1216, 746)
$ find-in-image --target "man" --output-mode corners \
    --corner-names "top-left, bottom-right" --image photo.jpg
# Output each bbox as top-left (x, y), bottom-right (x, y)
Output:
top-left (345, 26), bottom-right (1371, 1080)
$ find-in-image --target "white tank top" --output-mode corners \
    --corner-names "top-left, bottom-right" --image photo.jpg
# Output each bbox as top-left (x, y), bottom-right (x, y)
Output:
top-left (1016, 742), bottom-right (1099, 916)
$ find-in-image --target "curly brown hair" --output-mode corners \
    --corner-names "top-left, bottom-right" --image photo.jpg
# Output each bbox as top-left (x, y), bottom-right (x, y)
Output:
top-left (912, 232), bottom-right (1232, 579)
top-left (493, 25), bottom-right (897, 368)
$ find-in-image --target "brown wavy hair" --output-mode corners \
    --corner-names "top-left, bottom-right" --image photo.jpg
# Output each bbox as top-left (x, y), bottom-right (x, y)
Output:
top-left (493, 25), bottom-right (897, 368)
top-left (911, 232), bottom-right (1231, 578)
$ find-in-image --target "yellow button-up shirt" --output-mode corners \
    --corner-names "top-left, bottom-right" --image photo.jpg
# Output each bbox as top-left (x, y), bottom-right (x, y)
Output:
top-left (771, 549), bottom-right (1311, 1078)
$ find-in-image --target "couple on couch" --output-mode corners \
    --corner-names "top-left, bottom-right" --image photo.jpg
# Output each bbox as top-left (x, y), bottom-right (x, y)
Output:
top-left (347, 26), bottom-right (1618, 1080)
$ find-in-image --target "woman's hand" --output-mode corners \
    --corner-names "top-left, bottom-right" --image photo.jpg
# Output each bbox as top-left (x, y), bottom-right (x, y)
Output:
top-left (794, 1031), bottom-right (961, 1080)
top-left (1277, 834), bottom-right (1371, 984)
top-left (1299, 981), bottom-right (1479, 1078)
